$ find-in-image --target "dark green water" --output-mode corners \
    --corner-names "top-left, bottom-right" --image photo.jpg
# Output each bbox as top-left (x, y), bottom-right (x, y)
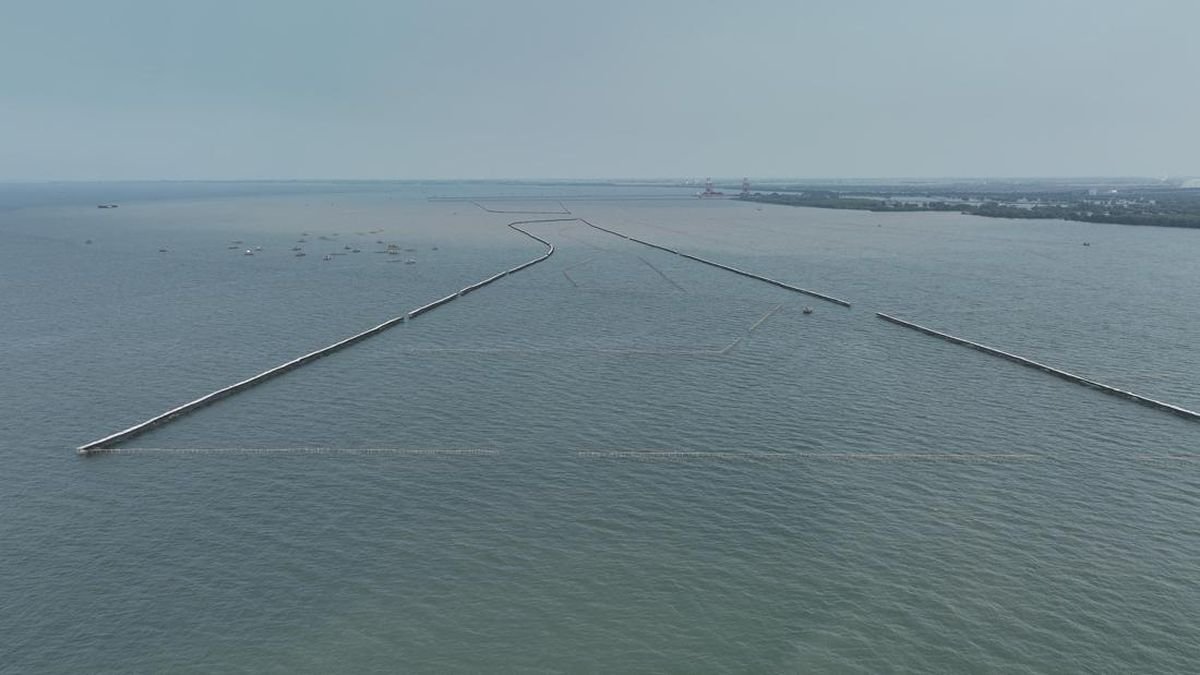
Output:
top-left (3, 182), bottom-right (1198, 672)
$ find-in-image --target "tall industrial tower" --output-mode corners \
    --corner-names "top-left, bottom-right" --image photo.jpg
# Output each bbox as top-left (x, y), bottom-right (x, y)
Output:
top-left (699, 177), bottom-right (724, 198)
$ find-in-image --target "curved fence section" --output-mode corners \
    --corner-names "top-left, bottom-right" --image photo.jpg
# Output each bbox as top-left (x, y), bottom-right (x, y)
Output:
top-left (77, 219), bottom-right (569, 455)
top-left (877, 312), bottom-right (1200, 421)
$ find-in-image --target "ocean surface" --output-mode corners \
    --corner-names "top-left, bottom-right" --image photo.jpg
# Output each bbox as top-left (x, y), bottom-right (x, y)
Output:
top-left (3, 181), bottom-right (1198, 673)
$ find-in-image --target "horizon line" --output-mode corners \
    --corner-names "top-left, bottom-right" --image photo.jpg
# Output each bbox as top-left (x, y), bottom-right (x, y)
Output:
top-left (0, 175), bottom-right (1191, 184)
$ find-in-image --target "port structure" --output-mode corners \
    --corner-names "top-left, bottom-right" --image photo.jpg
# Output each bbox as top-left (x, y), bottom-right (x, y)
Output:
top-left (698, 177), bottom-right (724, 198)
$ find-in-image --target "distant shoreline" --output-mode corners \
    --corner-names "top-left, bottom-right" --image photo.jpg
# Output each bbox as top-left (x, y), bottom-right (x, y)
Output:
top-left (738, 188), bottom-right (1200, 230)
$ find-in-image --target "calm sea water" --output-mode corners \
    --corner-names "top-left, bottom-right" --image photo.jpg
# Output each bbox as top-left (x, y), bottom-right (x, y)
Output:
top-left (3, 182), bottom-right (1199, 673)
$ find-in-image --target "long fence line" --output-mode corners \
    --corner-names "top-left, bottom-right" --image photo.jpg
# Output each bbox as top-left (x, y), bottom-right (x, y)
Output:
top-left (471, 201), bottom-right (571, 215)
top-left (427, 196), bottom-right (697, 203)
top-left (76, 219), bottom-right (570, 455)
top-left (579, 219), bottom-right (852, 307)
top-left (876, 313), bottom-right (1200, 421)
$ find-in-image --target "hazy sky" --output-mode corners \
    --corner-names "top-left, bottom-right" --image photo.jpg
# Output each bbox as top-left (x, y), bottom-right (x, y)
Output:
top-left (2, 0), bottom-right (1197, 180)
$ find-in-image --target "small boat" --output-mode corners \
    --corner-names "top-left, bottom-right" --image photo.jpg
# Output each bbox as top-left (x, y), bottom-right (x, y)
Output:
top-left (158, 248), bottom-right (169, 253)
top-left (405, 258), bottom-right (416, 265)
top-left (344, 245), bottom-right (352, 250)
top-left (431, 246), bottom-right (438, 250)
top-left (292, 246), bottom-right (302, 251)
top-left (803, 307), bottom-right (814, 315)
top-left (232, 240), bottom-right (243, 244)
top-left (323, 255), bottom-right (333, 261)
top-left (243, 249), bottom-right (254, 256)
top-left (295, 252), bottom-right (306, 257)
top-left (1083, 242), bottom-right (1091, 246)
top-left (352, 248), bottom-right (361, 253)
top-left (255, 246), bottom-right (263, 251)
top-left (97, 204), bottom-right (118, 209)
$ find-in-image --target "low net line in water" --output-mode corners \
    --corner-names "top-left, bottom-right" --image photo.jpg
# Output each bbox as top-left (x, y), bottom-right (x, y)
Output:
top-left (75, 219), bottom-right (572, 456)
top-left (635, 255), bottom-right (688, 293)
top-left (428, 195), bottom-right (697, 204)
top-left (579, 218), bottom-right (853, 308)
top-left (81, 448), bottom-right (1040, 461)
top-left (876, 312), bottom-right (1200, 422)
top-left (555, 225), bottom-right (619, 252)
top-left (719, 303), bottom-right (785, 355)
top-left (374, 346), bottom-right (727, 356)
top-left (81, 448), bottom-right (1200, 464)
top-left (83, 448), bottom-right (499, 456)
top-left (471, 201), bottom-right (572, 215)
top-left (576, 451), bottom-right (1043, 462)
top-left (560, 255), bottom-right (599, 287)
top-left (374, 301), bottom-right (790, 357)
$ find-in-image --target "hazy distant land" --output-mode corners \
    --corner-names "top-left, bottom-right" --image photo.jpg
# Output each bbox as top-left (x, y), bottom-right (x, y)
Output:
top-left (728, 178), bottom-right (1200, 229)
